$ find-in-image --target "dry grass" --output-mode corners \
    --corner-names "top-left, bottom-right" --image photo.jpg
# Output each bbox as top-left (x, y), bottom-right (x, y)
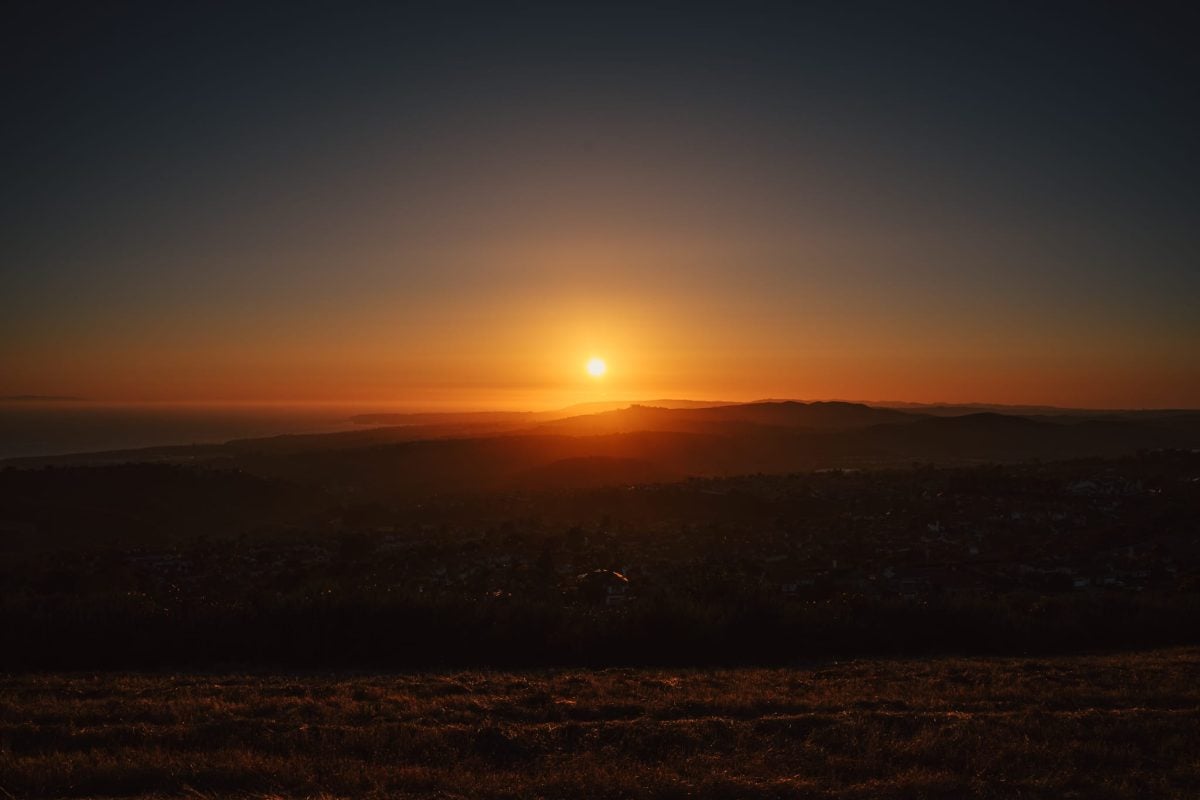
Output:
top-left (1, 648), bottom-right (1198, 798)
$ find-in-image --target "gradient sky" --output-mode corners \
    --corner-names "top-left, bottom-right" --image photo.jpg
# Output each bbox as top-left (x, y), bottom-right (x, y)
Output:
top-left (2, 1), bottom-right (1198, 408)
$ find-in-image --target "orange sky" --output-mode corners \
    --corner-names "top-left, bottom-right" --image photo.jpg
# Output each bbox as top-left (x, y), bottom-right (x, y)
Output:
top-left (4, 217), bottom-right (1197, 408)
top-left (4, 272), bottom-right (1196, 409)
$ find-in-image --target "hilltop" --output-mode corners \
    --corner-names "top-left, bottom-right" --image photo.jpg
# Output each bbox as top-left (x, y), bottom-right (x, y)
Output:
top-left (5, 401), bottom-right (1198, 493)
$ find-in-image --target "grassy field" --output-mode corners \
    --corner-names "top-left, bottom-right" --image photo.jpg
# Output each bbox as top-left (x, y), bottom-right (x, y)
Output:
top-left (1, 649), bottom-right (1198, 799)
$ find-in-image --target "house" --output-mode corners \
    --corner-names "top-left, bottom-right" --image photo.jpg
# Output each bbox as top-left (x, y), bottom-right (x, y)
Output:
top-left (575, 569), bottom-right (631, 605)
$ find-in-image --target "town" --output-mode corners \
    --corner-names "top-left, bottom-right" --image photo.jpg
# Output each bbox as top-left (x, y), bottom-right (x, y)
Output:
top-left (5, 450), bottom-right (1196, 668)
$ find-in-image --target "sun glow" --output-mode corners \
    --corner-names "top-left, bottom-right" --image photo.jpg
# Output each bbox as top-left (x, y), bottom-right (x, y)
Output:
top-left (586, 357), bottom-right (607, 378)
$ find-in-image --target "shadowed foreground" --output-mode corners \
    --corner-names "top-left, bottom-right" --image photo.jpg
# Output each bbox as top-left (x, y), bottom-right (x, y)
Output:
top-left (2, 649), bottom-right (1197, 798)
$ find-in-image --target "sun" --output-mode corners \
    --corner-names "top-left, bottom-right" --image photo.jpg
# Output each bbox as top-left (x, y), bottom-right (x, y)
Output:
top-left (586, 357), bottom-right (607, 378)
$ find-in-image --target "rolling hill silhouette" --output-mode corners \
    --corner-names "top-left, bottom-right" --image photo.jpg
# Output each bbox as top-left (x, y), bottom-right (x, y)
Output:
top-left (347, 398), bottom-right (732, 427)
top-left (4, 402), bottom-right (1199, 499)
top-left (533, 400), bottom-right (920, 436)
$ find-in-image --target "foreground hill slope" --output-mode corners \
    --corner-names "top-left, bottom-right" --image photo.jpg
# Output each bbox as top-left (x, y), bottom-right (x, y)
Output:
top-left (3, 648), bottom-right (1197, 799)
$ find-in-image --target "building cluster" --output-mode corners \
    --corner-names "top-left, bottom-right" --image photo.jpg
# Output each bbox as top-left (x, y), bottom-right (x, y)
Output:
top-left (9, 453), bottom-right (1198, 612)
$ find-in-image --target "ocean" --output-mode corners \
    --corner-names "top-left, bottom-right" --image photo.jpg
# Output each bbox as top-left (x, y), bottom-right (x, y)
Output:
top-left (0, 403), bottom-right (375, 460)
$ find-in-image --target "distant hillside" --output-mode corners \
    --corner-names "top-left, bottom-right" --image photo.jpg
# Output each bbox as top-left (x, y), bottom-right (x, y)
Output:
top-left (0, 463), bottom-right (323, 546)
top-left (6, 412), bottom-right (1199, 526)
top-left (512, 456), bottom-right (673, 489)
top-left (246, 412), bottom-right (1200, 499)
top-left (869, 400), bottom-right (1200, 418)
top-left (347, 410), bottom-right (536, 427)
top-left (5, 402), bottom-right (1200, 488)
top-left (534, 400), bottom-right (921, 436)
top-left (841, 413), bottom-right (1200, 461)
top-left (349, 399), bottom-right (733, 427)
top-left (3, 409), bottom-right (1200, 548)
